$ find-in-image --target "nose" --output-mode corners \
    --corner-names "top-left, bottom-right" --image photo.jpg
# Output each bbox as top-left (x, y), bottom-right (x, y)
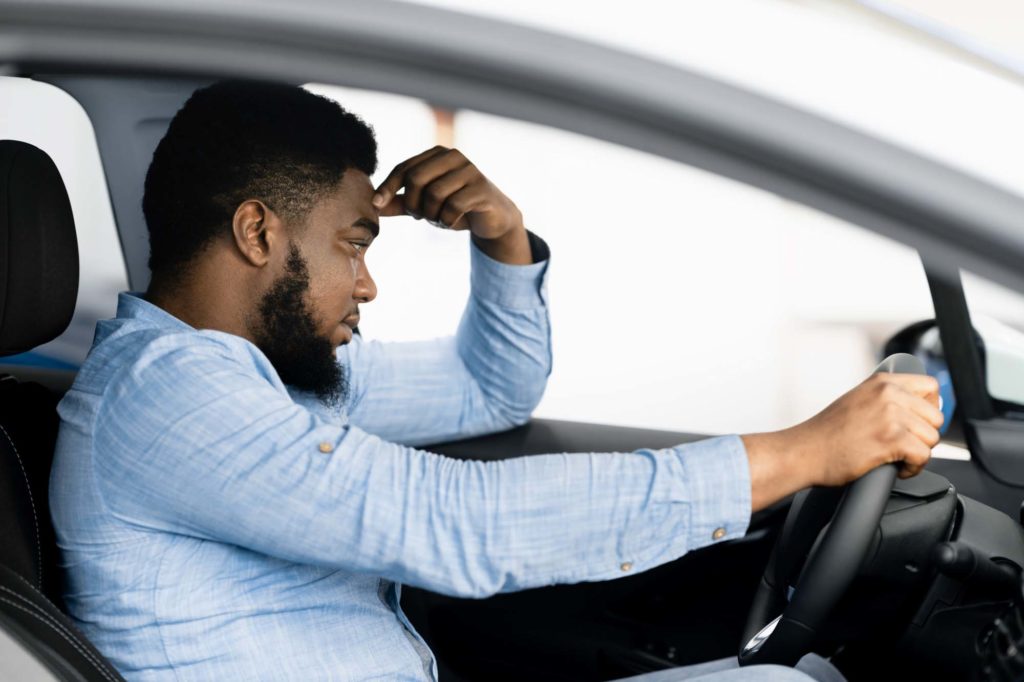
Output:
top-left (354, 258), bottom-right (377, 303)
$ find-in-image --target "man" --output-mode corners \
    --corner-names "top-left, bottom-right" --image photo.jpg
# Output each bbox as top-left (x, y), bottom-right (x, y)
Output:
top-left (50, 81), bottom-right (943, 681)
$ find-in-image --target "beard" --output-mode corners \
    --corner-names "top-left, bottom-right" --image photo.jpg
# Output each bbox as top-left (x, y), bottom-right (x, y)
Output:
top-left (249, 242), bottom-right (348, 408)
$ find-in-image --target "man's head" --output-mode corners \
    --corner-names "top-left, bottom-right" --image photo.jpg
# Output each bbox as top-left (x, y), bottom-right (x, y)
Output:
top-left (143, 80), bottom-right (380, 405)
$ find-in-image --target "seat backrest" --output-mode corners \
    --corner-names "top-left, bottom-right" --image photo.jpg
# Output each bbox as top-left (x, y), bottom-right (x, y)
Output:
top-left (0, 140), bottom-right (125, 681)
top-left (0, 376), bottom-right (63, 602)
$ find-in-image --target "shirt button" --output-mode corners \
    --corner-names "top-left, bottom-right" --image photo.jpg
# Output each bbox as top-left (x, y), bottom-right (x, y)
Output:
top-left (712, 527), bottom-right (726, 541)
top-left (318, 442), bottom-right (334, 454)
top-left (620, 562), bottom-right (633, 572)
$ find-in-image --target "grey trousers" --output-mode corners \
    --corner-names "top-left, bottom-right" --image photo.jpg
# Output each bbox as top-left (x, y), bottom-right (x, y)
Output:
top-left (612, 654), bottom-right (846, 682)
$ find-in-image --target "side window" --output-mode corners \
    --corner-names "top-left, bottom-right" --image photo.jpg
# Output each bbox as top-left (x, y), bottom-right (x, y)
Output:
top-left (962, 270), bottom-right (1024, 411)
top-left (0, 77), bottom-right (129, 368)
top-left (311, 84), bottom-right (936, 434)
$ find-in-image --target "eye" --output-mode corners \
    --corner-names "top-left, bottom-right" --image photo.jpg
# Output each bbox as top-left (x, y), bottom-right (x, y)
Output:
top-left (349, 241), bottom-right (370, 254)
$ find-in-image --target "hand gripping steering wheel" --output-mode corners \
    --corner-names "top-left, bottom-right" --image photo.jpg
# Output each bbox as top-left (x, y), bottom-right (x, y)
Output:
top-left (738, 353), bottom-right (927, 666)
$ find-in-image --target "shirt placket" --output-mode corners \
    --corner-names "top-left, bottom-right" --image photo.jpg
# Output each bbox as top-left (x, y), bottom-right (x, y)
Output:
top-left (377, 579), bottom-right (437, 681)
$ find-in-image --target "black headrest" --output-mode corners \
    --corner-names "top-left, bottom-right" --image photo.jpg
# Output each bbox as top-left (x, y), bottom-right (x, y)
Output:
top-left (0, 141), bottom-right (79, 356)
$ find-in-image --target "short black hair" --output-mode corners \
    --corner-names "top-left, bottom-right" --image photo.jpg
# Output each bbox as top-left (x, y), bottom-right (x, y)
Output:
top-left (143, 80), bottom-right (377, 286)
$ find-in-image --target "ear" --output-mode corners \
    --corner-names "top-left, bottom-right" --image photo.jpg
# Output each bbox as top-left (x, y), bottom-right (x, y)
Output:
top-left (231, 200), bottom-right (281, 267)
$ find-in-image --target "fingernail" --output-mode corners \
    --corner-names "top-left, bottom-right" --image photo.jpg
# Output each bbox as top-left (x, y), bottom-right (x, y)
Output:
top-left (372, 193), bottom-right (385, 207)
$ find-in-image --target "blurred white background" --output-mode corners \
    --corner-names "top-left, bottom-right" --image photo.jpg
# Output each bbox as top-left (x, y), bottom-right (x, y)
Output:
top-left (6, 0), bottom-right (1024, 437)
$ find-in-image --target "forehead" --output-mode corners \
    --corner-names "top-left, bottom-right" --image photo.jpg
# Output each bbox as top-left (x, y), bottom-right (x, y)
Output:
top-left (306, 170), bottom-right (375, 227)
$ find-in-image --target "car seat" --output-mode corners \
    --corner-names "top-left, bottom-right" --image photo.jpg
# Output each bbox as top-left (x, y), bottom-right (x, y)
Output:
top-left (0, 139), bottom-right (126, 681)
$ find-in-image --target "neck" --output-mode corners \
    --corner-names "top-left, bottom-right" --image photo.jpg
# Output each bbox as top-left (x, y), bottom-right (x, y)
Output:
top-left (146, 259), bottom-right (258, 344)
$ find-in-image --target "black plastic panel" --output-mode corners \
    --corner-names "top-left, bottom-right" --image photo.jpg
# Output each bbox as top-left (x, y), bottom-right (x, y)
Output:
top-left (927, 458), bottom-right (1024, 520)
top-left (426, 419), bottom-right (708, 461)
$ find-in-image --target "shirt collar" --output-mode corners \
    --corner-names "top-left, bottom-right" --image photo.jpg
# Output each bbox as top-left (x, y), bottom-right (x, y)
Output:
top-left (116, 292), bottom-right (194, 331)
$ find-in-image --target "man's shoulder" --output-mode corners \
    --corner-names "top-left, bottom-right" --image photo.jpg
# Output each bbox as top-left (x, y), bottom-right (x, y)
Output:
top-left (71, 319), bottom-right (268, 398)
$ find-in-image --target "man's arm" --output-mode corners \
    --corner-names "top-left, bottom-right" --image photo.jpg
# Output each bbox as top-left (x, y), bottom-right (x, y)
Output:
top-left (93, 334), bottom-right (746, 598)
top-left (343, 147), bottom-right (552, 445)
top-left (341, 235), bottom-right (550, 446)
top-left (94, 333), bottom-right (941, 598)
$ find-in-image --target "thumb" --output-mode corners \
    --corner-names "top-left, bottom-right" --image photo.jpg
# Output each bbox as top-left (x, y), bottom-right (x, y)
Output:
top-left (378, 193), bottom-right (407, 218)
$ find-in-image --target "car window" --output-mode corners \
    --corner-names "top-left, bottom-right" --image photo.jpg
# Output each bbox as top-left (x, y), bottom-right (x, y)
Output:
top-left (308, 83), bottom-right (937, 436)
top-left (962, 270), bottom-right (1024, 409)
top-left (0, 77), bottom-right (129, 368)
top-left (1, 75), bottom-right (941, 436)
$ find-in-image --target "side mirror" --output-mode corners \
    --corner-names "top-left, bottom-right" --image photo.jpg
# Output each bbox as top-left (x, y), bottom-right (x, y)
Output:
top-left (887, 315), bottom-right (1024, 430)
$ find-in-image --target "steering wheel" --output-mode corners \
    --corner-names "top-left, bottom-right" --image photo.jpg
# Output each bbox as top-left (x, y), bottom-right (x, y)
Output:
top-left (738, 353), bottom-right (927, 666)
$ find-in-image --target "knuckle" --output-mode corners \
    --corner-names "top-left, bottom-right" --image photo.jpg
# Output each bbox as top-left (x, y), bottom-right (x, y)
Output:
top-left (878, 382), bottom-right (899, 400)
top-left (447, 193), bottom-right (468, 211)
top-left (880, 420), bottom-right (904, 442)
top-left (408, 168), bottom-right (429, 186)
top-left (882, 401), bottom-right (901, 420)
top-left (870, 373), bottom-right (890, 386)
top-left (424, 184), bottom-right (445, 203)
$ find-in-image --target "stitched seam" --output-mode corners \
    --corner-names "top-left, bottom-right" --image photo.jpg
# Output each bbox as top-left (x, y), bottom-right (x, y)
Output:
top-left (0, 423), bottom-right (42, 590)
top-left (2, 574), bottom-right (119, 680)
top-left (0, 595), bottom-right (119, 682)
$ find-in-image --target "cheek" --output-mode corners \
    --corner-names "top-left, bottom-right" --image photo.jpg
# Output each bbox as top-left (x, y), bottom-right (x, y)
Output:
top-left (309, 269), bottom-right (355, 314)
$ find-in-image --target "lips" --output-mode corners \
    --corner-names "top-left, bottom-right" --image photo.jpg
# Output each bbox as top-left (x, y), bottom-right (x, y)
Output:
top-left (342, 314), bottom-right (360, 329)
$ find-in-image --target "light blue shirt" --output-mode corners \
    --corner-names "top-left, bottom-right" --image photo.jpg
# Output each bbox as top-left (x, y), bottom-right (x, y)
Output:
top-left (50, 240), bottom-right (752, 681)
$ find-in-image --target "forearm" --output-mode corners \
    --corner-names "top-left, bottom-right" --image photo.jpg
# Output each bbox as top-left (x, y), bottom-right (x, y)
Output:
top-left (455, 235), bottom-right (551, 427)
top-left (741, 429), bottom-right (815, 512)
top-left (369, 433), bottom-right (751, 598)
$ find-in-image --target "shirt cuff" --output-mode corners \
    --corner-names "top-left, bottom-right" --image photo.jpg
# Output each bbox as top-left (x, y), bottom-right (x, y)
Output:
top-left (673, 434), bottom-right (752, 551)
top-left (470, 231), bottom-right (549, 310)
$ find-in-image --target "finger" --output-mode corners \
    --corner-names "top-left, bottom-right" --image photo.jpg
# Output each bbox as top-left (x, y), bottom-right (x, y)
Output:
top-left (907, 395), bottom-right (945, 431)
top-left (378, 193), bottom-right (407, 218)
top-left (895, 433), bottom-right (932, 479)
top-left (374, 146), bottom-right (447, 207)
top-left (903, 411), bottom-right (941, 450)
top-left (373, 146), bottom-right (448, 209)
top-left (887, 387), bottom-right (945, 430)
top-left (438, 185), bottom-right (486, 231)
top-left (402, 149), bottom-right (468, 219)
top-left (421, 164), bottom-right (477, 222)
top-left (884, 372), bottom-right (940, 400)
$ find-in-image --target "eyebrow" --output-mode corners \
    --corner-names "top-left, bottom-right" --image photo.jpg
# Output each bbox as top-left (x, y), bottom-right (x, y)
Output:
top-left (351, 217), bottom-right (380, 238)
